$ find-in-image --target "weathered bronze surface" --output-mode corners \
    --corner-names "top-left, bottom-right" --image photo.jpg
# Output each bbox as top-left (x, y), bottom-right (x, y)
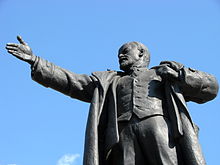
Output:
top-left (6, 36), bottom-right (219, 165)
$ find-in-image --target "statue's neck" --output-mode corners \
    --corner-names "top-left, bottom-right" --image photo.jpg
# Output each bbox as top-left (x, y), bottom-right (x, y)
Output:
top-left (124, 65), bottom-right (148, 75)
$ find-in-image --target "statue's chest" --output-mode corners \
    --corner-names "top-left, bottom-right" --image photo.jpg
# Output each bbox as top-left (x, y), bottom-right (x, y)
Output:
top-left (116, 69), bottom-right (164, 99)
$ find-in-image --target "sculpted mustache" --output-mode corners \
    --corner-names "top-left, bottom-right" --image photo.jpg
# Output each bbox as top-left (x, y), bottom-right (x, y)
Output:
top-left (119, 56), bottom-right (128, 62)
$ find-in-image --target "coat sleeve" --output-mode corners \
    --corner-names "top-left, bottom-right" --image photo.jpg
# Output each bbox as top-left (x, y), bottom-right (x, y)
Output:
top-left (178, 67), bottom-right (219, 104)
top-left (31, 57), bottom-right (96, 103)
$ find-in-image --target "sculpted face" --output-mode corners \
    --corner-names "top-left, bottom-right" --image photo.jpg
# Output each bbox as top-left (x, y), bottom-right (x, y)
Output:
top-left (118, 43), bottom-right (144, 72)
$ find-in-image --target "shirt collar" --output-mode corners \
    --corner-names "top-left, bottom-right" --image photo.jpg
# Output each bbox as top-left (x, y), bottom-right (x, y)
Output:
top-left (124, 66), bottom-right (148, 76)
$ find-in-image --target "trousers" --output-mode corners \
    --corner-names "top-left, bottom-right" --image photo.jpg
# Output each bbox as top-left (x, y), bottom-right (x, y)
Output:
top-left (108, 115), bottom-right (180, 165)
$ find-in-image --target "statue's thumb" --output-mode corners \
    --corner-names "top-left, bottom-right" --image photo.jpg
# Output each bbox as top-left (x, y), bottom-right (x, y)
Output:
top-left (17, 35), bottom-right (27, 45)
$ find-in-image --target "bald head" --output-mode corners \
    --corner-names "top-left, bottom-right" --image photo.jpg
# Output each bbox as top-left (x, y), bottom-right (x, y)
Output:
top-left (118, 42), bottom-right (150, 72)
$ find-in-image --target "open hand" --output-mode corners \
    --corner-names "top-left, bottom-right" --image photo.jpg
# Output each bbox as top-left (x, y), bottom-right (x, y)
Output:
top-left (6, 36), bottom-right (36, 64)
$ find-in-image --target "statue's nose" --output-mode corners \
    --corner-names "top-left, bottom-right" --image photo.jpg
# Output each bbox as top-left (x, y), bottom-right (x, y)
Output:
top-left (118, 54), bottom-right (124, 58)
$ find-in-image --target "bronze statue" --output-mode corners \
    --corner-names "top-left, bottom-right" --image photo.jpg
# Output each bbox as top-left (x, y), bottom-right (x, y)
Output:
top-left (6, 36), bottom-right (219, 165)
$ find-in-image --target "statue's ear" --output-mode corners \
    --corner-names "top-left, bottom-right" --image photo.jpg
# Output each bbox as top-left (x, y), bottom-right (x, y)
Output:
top-left (139, 49), bottom-right (144, 57)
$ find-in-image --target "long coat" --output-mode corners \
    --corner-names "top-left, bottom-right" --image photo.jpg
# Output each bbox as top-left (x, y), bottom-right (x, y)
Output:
top-left (31, 57), bottom-right (218, 165)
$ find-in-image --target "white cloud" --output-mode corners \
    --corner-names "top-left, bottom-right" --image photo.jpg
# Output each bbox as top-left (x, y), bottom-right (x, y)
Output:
top-left (0, 162), bottom-right (16, 165)
top-left (57, 154), bottom-right (80, 165)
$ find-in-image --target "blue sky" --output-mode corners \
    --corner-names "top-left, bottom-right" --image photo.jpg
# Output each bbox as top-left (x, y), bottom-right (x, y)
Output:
top-left (0, 0), bottom-right (220, 164)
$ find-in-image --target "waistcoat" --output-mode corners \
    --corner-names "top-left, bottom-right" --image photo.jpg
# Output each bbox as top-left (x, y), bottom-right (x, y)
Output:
top-left (116, 68), bottom-right (167, 121)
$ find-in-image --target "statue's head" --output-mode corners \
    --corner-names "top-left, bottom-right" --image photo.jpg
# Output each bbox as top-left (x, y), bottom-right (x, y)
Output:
top-left (118, 42), bottom-right (150, 72)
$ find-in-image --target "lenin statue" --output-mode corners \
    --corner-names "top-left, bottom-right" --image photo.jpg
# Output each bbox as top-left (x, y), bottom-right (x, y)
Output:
top-left (6, 36), bottom-right (219, 165)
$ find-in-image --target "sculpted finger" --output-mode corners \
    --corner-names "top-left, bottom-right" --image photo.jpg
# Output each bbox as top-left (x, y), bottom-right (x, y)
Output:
top-left (6, 43), bottom-right (19, 47)
top-left (8, 50), bottom-right (19, 56)
top-left (7, 49), bottom-right (17, 54)
top-left (17, 35), bottom-right (27, 45)
top-left (160, 61), bottom-right (172, 66)
top-left (6, 46), bottom-right (18, 51)
top-left (151, 63), bottom-right (169, 69)
top-left (156, 66), bottom-right (167, 75)
top-left (160, 61), bottom-right (183, 71)
top-left (12, 52), bottom-right (20, 57)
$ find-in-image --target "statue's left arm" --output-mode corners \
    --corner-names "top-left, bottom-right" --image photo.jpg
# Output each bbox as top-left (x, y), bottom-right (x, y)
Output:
top-left (178, 67), bottom-right (218, 103)
top-left (156, 61), bottom-right (219, 103)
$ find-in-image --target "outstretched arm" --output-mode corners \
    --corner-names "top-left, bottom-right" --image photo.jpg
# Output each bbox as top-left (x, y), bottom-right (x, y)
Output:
top-left (6, 36), bottom-right (96, 103)
top-left (6, 36), bottom-right (36, 64)
top-left (31, 57), bottom-right (96, 102)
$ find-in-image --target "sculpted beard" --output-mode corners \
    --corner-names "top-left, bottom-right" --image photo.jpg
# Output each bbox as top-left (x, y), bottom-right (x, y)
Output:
top-left (119, 58), bottom-right (134, 72)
